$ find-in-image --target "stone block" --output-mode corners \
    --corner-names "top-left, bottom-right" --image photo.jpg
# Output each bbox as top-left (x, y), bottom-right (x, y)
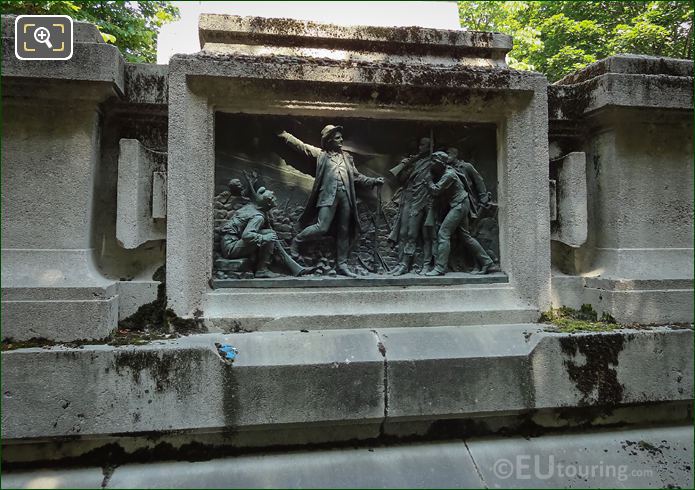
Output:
top-left (151, 171), bottom-right (167, 219)
top-left (124, 63), bottom-right (169, 105)
top-left (118, 280), bottom-right (160, 321)
top-left (1, 291), bottom-right (118, 343)
top-left (551, 152), bottom-right (587, 247)
top-left (379, 324), bottom-right (692, 421)
top-left (117, 139), bottom-right (166, 249)
top-left (381, 324), bottom-right (537, 419)
top-left (199, 14), bottom-right (512, 67)
top-left (1, 249), bottom-right (118, 342)
top-left (1, 330), bottom-right (384, 440)
top-left (203, 285), bottom-right (539, 331)
top-left (2, 38), bottom-right (124, 97)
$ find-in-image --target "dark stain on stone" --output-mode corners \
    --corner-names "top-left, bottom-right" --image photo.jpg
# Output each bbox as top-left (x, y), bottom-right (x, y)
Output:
top-left (560, 333), bottom-right (625, 406)
top-left (220, 361), bottom-right (241, 440)
top-left (117, 281), bottom-right (206, 338)
top-left (113, 350), bottom-right (178, 392)
top-left (124, 63), bottom-right (168, 105)
top-left (203, 16), bottom-right (506, 59)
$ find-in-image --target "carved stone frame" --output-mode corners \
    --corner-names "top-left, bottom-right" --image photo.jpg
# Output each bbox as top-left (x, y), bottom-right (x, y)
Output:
top-left (167, 55), bottom-right (551, 329)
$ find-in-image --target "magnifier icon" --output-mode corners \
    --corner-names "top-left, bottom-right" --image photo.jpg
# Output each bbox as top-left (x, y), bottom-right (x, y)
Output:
top-left (33, 26), bottom-right (53, 49)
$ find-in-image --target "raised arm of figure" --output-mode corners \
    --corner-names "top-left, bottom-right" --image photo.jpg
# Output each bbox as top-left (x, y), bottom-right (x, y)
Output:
top-left (277, 130), bottom-right (322, 159)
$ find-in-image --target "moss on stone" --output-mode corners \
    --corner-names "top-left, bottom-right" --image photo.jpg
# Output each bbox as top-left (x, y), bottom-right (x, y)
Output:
top-left (540, 304), bottom-right (620, 333)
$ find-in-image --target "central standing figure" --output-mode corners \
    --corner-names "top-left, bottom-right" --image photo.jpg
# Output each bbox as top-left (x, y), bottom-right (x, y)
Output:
top-left (278, 125), bottom-right (384, 278)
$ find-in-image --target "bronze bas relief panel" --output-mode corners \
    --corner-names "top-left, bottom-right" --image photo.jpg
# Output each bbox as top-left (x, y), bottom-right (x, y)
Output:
top-left (212, 113), bottom-right (501, 285)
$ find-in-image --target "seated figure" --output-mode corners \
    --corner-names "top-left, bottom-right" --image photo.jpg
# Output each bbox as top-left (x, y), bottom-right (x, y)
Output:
top-left (220, 186), bottom-right (305, 278)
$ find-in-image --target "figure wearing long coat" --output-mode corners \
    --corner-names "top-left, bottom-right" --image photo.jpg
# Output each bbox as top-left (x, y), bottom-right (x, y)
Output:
top-left (278, 130), bottom-right (380, 266)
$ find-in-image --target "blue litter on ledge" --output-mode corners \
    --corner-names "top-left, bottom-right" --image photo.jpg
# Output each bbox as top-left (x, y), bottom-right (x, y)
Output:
top-left (217, 344), bottom-right (238, 361)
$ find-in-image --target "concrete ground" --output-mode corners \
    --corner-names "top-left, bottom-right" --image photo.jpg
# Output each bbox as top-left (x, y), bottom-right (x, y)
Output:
top-left (3, 424), bottom-right (692, 489)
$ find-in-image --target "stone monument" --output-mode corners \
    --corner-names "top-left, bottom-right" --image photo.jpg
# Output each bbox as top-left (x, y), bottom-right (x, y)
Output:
top-left (0, 13), bottom-right (692, 488)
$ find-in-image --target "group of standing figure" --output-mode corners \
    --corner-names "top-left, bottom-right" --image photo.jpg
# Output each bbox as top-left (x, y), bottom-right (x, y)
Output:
top-left (388, 137), bottom-right (499, 276)
top-left (218, 124), bottom-right (499, 278)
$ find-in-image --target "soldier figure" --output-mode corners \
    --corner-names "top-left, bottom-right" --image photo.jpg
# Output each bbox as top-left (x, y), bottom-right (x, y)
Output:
top-left (447, 147), bottom-right (492, 212)
top-left (425, 151), bottom-right (500, 276)
top-left (388, 137), bottom-right (436, 275)
top-left (220, 186), bottom-right (305, 278)
top-left (278, 125), bottom-right (384, 278)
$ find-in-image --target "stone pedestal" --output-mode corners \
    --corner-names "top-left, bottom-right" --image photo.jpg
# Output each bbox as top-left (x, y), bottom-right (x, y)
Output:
top-left (1, 18), bottom-right (124, 341)
top-left (549, 55), bottom-right (694, 323)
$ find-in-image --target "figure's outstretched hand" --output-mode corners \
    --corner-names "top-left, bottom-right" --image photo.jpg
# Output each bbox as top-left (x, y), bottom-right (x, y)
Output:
top-left (373, 177), bottom-right (385, 187)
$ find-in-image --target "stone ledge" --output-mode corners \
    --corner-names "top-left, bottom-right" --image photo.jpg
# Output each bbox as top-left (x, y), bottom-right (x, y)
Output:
top-left (2, 425), bottom-right (692, 489)
top-left (2, 325), bottom-right (691, 443)
top-left (170, 52), bottom-right (545, 93)
top-left (1, 15), bottom-right (103, 43)
top-left (551, 273), bottom-right (694, 324)
top-left (548, 72), bottom-right (693, 121)
top-left (556, 54), bottom-right (693, 85)
top-left (199, 14), bottom-right (512, 60)
top-left (203, 284), bottom-right (539, 331)
top-left (1, 330), bottom-right (385, 440)
top-left (1, 37), bottom-right (125, 96)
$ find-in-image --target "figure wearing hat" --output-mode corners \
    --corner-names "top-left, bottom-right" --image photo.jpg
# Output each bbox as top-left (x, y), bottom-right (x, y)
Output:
top-left (278, 125), bottom-right (384, 277)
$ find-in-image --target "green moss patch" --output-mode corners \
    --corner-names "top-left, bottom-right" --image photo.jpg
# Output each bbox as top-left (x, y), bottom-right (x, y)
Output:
top-left (540, 304), bottom-right (621, 333)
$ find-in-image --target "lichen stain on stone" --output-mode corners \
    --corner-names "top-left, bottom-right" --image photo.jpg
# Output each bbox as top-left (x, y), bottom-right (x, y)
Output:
top-left (113, 348), bottom-right (205, 397)
top-left (195, 51), bottom-right (517, 90)
top-left (124, 65), bottom-right (168, 105)
top-left (113, 350), bottom-right (177, 392)
top-left (560, 333), bottom-right (625, 407)
top-left (220, 360), bottom-right (241, 433)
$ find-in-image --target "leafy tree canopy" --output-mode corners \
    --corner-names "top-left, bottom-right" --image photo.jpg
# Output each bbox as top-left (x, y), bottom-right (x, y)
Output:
top-left (458, 1), bottom-right (693, 81)
top-left (2, 1), bottom-right (179, 63)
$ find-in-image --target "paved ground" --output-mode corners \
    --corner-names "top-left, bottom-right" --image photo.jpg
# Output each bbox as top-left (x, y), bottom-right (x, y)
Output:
top-left (3, 424), bottom-right (693, 488)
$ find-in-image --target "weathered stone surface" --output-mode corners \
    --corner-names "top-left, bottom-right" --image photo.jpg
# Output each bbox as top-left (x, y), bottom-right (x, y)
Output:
top-left (2, 325), bottom-right (691, 443)
top-left (551, 152), bottom-right (587, 247)
top-left (556, 54), bottom-right (694, 85)
top-left (1, 98), bottom-right (120, 341)
top-left (117, 139), bottom-right (166, 249)
top-left (199, 14), bottom-right (512, 66)
top-left (106, 440), bottom-right (485, 489)
top-left (124, 63), bottom-right (169, 106)
top-left (118, 280), bottom-right (160, 321)
top-left (467, 424), bottom-right (694, 489)
top-left (548, 54), bottom-right (693, 324)
top-left (1, 330), bottom-right (384, 440)
top-left (551, 273), bottom-right (694, 324)
top-left (2, 39), bottom-right (124, 96)
top-left (203, 284), bottom-right (539, 331)
top-left (3, 424), bottom-right (692, 489)
top-left (382, 324), bottom-right (693, 419)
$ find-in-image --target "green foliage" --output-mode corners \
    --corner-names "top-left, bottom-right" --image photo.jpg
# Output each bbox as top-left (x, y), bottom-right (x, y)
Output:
top-left (458, 1), bottom-right (694, 81)
top-left (540, 304), bottom-right (620, 333)
top-left (1, 1), bottom-right (179, 63)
